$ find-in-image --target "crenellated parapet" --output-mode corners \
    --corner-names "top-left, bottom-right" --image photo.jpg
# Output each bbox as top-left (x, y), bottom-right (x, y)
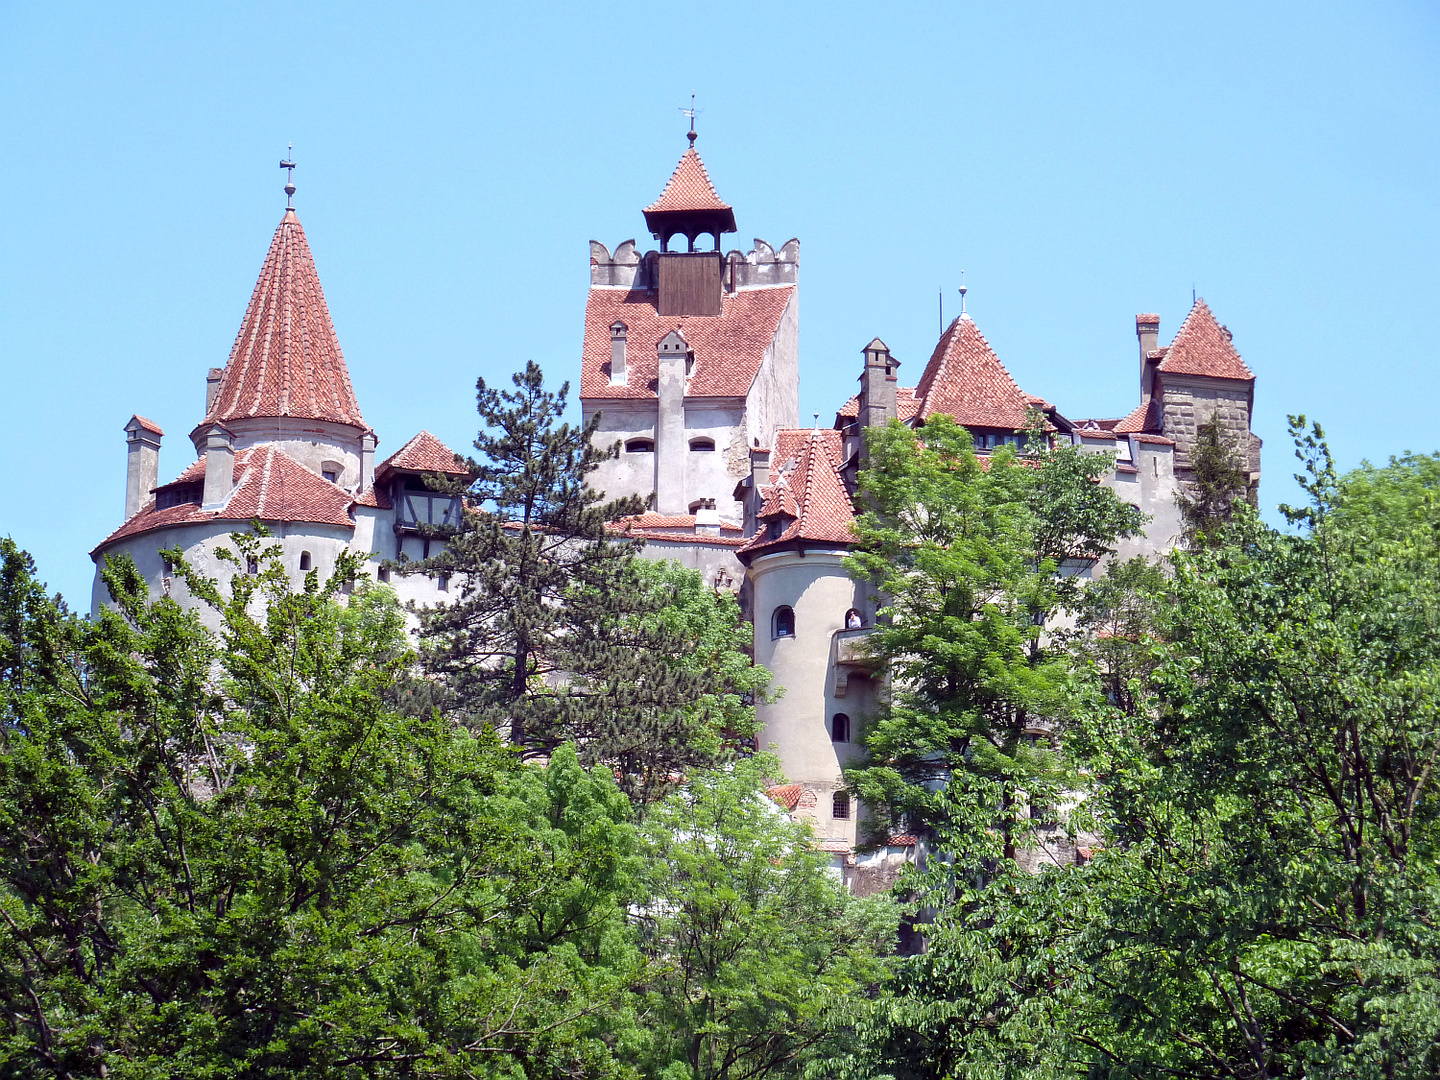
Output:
top-left (591, 238), bottom-right (799, 292)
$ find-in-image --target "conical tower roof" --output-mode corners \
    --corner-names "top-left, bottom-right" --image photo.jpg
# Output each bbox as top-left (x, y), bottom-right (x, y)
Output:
top-left (642, 143), bottom-right (737, 243)
top-left (1158, 298), bottom-right (1254, 381)
top-left (915, 315), bottom-right (1036, 429)
top-left (201, 209), bottom-right (367, 431)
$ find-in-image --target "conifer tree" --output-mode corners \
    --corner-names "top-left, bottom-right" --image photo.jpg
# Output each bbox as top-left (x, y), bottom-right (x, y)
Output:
top-left (1176, 412), bottom-right (1250, 547)
top-left (405, 362), bottom-right (756, 801)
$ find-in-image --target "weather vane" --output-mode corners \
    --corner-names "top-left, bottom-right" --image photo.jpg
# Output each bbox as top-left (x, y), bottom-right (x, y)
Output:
top-left (680, 94), bottom-right (701, 145)
top-left (280, 144), bottom-right (297, 208)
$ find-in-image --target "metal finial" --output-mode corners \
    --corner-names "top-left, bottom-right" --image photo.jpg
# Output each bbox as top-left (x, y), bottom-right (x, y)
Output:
top-left (680, 94), bottom-right (700, 145)
top-left (813, 412), bottom-right (820, 430)
top-left (280, 145), bottom-right (297, 207)
top-left (958, 269), bottom-right (968, 319)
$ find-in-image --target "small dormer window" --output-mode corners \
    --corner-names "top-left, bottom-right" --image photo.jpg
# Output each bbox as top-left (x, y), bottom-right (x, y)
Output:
top-left (625, 439), bottom-right (655, 453)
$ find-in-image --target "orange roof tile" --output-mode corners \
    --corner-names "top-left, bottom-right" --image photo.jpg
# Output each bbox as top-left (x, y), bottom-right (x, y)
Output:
top-left (94, 445), bottom-right (356, 554)
top-left (581, 286), bottom-right (795, 401)
top-left (914, 316), bottom-right (1039, 429)
top-left (1157, 299), bottom-right (1254, 381)
top-left (202, 210), bottom-right (367, 431)
top-left (1114, 399), bottom-right (1160, 434)
top-left (644, 147), bottom-right (733, 215)
top-left (129, 415), bottom-right (163, 435)
top-left (741, 429), bottom-right (856, 556)
top-left (378, 430), bottom-right (469, 476)
top-left (766, 783), bottom-right (803, 811)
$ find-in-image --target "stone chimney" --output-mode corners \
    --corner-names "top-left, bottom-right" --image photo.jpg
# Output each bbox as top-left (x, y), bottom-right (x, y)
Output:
top-left (858, 338), bottom-right (899, 429)
top-left (750, 443), bottom-right (771, 491)
top-left (609, 321), bottom-right (627, 385)
top-left (1136, 314), bottom-right (1160, 402)
top-left (206, 367), bottom-right (225, 414)
top-left (695, 500), bottom-right (721, 536)
top-left (124, 415), bottom-right (163, 520)
top-left (201, 423), bottom-right (235, 509)
top-left (360, 431), bottom-right (377, 492)
top-left (655, 329), bottom-right (689, 515)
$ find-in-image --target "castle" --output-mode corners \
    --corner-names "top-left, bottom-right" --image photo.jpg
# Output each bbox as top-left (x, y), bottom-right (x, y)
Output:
top-left (92, 136), bottom-right (1261, 881)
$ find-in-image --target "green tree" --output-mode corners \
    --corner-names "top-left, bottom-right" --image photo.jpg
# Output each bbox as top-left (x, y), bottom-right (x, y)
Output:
top-left (1176, 412), bottom-right (1251, 547)
top-left (842, 416), bottom-right (1141, 849)
top-left (637, 757), bottom-right (896, 1080)
top-left (842, 422), bottom-right (1440, 1080)
top-left (0, 534), bottom-right (645, 1078)
top-left (406, 365), bottom-right (754, 804)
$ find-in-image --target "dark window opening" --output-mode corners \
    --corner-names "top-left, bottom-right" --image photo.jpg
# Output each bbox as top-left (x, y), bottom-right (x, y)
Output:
top-left (832, 713), bottom-right (850, 743)
top-left (845, 608), bottom-right (863, 629)
top-left (832, 792), bottom-right (851, 820)
top-left (772, 606), bottom-right (795, 639)
top-left (625, 438), bottom-right (655, 453)
top-left (378, 565), bottom-right (391, 583)
top-left (438, 573), bottom-right (450, 592)
top-left (299, 551), bottom-right (312, 572)
top-left (322, 468), bottom-right (339, 484)
top-left (689, 437), bottom-right (715, 452)
top-left (245, 557), bottom-right (259, 575)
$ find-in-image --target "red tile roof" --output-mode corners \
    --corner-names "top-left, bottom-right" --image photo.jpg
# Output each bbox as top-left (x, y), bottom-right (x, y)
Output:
top-left (130, 415), bottom-right (163, 435)
top-left (1114, 399), bottom-right (1160, 434)
top-left (644, 147), bottom-right (733, 215)
top-left (834, 387), bottom-right (923, 425)
top-left (202, 210), bottom-right (368, 431)
top-left (377, 430), bottom-right (469, 476)
top-left (608, 512), bottom-right (748, 547)
top-left (93, 445), bottom-right (356, 553)
top-left (1136, 313), bottom-right (1160, 326)
top-left (766, 783), bottom-right (803, 811)
top-left (581, 286), bottom-right (795, 400)
top-left (741, 429), bottom-right (856, 556)
top-left (1157, 299), bottom-right (1254, 381)
top-left (914, 316), bottom-right (1039, 429)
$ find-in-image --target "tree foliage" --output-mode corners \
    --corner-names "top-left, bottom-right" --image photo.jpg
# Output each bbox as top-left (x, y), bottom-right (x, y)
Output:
top-left (842, 421), bottom-right (1440, 1080)
top-left (842, 416), bottom-right (1142, 847)
top-left (0, 534), bottom-right (646, 1078)
top-left (1177, 413), bottom-right (1251, 547)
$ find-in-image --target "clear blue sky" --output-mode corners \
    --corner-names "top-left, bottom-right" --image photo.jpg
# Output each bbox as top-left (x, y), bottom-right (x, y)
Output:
top-left (4, 2), bottom-right (1438, 606)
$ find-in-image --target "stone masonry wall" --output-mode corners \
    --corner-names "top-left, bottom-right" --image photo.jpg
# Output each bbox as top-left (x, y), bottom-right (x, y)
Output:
top-left (1157, 375), bottom-right (1252, 474)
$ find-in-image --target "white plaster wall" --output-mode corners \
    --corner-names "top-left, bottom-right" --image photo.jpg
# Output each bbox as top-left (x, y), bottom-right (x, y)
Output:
top-left (633, 538), bottom-right (746, 591)
top-left (745, 289), bottom-right (801, 453)
top-left (581, 401), bottom-right (658, 507)
top-left (683, 404), bottom-right (746, 523)
top-left (751, 549), bottom-right (875, 846)
top-left (215, 418), bottom-right (366, 489)
top-left (1107, 441), bottom-right (1182, 563)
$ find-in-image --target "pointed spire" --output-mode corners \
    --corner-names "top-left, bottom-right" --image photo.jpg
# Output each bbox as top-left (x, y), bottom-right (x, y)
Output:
top-left (915, 315), bottom-right (1036, 429)
top-left (643, 137), bottom-right (737, 252)
top-left (201, 210), bottom-right (367, 432)
top-left (1157, 298), bottom-right (1254, 381)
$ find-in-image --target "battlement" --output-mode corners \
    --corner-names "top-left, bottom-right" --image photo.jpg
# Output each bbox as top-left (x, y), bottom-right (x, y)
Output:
top-left (590, 238), bottom-right (799, 291)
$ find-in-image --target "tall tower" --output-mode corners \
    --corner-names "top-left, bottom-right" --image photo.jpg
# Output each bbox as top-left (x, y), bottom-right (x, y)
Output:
top-left (581, 132), bottom-right (799, 530)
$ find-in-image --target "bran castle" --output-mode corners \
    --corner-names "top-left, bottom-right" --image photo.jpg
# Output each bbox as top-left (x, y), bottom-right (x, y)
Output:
top-left (92, 135), bottom-right (1261, 885)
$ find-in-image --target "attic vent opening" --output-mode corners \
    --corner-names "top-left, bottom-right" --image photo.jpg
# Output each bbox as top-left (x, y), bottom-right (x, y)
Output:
top-left (689, 437), bottom-right (715, 452)
top-left (625, 439), bottom-right (655, 453)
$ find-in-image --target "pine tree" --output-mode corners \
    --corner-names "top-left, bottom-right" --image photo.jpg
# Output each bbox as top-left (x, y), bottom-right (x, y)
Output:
top-left (405, 362), bottom-right (756, 803)
top-left (1176, 412), bottom-right (1250, 547)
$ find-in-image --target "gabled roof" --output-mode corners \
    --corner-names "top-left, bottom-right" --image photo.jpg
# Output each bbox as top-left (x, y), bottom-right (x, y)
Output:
top-left (201, 209), bottom-right (367, 431)
top-left (1114, 399), bottom-right (1161, 434)
top-left (128, 415), bottom-right (163, 435)
top-left (608, 512), bottom-right (749, 548)
top-left (644, 147), bottom-right (733, 215)
top-left (1157, 299), bottom-right (1254, 381)
top-left (93, 445), bottom-right (355, 554)
top-left (377, 430), bottom-right (469, 477)
top-left (914, 316), bottom-right (1039, 429)
top-left (581, 285), bottom-right (795, 401)
top-left (740, 429), bottom-right (855, 557)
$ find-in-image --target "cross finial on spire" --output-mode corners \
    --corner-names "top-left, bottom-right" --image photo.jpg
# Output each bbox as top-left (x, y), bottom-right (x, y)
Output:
top-left (958, 270), bottom-right (969, 320)
top-left (280, 144), bottom-right (297, 208)
top-left (680, 94), bottom-right (700, 146)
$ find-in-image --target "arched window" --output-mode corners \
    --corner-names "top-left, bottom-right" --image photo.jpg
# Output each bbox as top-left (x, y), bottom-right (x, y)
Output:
top-left (689, 437), bottom-right (715, 452)
top-left (832, 792), bottom-right (850, 820)
top-left (299, 551), bottom-right (312, 572)
top-left (772, 606), bottom-right (795, 639)
top-left (844, 608), bottom-right (863, 630)
top-left (624, 438), bottom-right (655, 453)
top-left (832, 713), bottom-right (850, 743)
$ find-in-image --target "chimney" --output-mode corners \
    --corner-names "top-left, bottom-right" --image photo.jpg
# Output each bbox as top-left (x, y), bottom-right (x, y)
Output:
top-left (360, 431), bottom-right (377, 492)
top-left (1136, 314), bottom-right (1160, 402)
top-left (205, 367), bottom-right (225, 414)
top-left (655, 329), bottom-right (689, 515)
top-left (609, 321), bottom-right (627, 385)
top-left (123, 415), bottom-right (163, 520)
top-left (858, 338), bottom-right (899, 430)
top-left (201, 423), bottom-right (235, 509)
top-left (695, 499), bottom-right (721, 536)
